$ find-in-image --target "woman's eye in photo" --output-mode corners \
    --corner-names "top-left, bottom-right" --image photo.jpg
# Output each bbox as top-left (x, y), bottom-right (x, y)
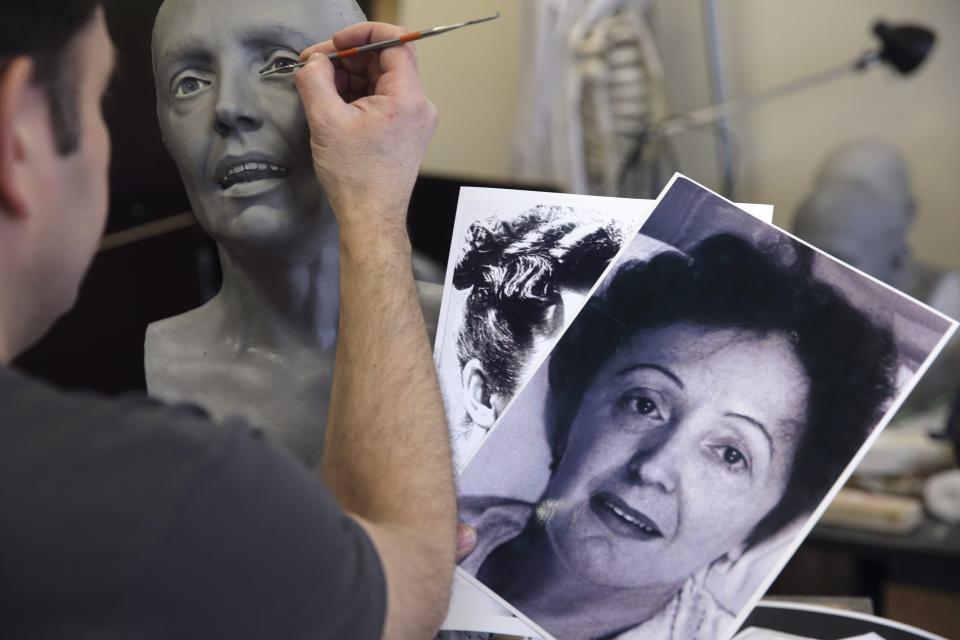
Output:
top-left (712, 445), bottom-right (750, 473)
top-left (619, 392), bottom-right (666, 423)
top-left (261, 55), bottom-right (300, 76)
top-left (173, 75), bottom-right (210, 98)
top-left (634, 397), bottom-right (659, 416)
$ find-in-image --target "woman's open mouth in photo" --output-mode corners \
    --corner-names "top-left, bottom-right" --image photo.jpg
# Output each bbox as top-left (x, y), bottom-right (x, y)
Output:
top-left (590, 491), bottom-right (664, 540)
top-left (214, 153), bottom-right (291, 197)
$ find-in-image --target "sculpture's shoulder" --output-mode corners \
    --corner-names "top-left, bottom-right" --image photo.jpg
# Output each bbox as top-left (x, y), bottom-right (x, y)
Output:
top-left (146, 309), bottom-right (212, 360)
top-left (144, 306), bottom-right (221, 400)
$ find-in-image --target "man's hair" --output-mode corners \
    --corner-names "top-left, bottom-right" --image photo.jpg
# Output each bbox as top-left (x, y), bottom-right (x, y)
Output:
top-left (547, 233), bottom-right (897, 547)
top-left (0, 0), bottom-right (102, 154)
top-left (453, 205), bottom-right (623, 398)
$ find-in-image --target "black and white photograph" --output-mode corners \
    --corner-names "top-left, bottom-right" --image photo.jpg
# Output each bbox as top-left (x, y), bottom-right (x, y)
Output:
top-left (735, 601), bottom-right (948, 640)
top-left (454, 176), bottom-right (957, 640)
top-left (434, 189), bottom-right (643, 471)
top-left (434, 187), bottom-right (773, 472)
top-left (435, 183), bottom-right (775, 640)
top-left (437, 190), bottom-right (774, 636)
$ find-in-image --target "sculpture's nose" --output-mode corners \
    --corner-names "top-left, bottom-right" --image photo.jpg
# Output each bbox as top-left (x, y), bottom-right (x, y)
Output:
top-left (213, 67), bottom-right (263, 137)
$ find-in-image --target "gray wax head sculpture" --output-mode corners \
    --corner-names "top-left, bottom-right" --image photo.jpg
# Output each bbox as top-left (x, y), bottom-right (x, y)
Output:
top-left (794, 140), bottom-right (960, 404)
top-left (146, 0), bottom-right (438, 466)
top-left (794, 141), bottom-right (914, 286)
top-left (793, 140), bottom-right (960, 305)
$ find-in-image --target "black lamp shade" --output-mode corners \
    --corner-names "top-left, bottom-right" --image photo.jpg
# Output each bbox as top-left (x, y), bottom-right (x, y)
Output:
top-left (874, 21), bottom-right (937, 75)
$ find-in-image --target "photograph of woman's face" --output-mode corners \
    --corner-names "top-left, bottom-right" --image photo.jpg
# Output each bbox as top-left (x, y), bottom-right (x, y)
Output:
top-left (455, 178), bottom-right (954, 640)
top-left (543, 321), bottom-right (810, 590)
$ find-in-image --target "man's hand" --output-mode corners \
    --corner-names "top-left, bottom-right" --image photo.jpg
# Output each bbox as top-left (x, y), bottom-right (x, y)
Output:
top-left (456, 523), bottom-right (478, 562)
top-left (298, 22), bottom-right (455, 640)
top-left (295, 23), bottom-right (438, 240)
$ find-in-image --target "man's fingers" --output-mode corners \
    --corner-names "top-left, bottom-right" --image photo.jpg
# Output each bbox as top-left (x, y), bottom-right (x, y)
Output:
top-left (348, 71), bottom-right (368, 97)
top-left (337, 51), bottom-right (376, 77)
top-left (294, 54), bottom-right (349, 127)
top-left (331, 21), bottom-right (410, 51)
top-left (330, 44), bottom-right (418, 101)
top-left (333, 44), bottom-right (415, 78)
top-left (301, 23), bottom-right (411, 62)
top-left (298, 21), bottom-right (421, 99)
top-left (295, 19), bottom-right (437, 218)
top-left (455, 523), bottom-right (477, 562)
top-left (300, 39), bottom-right (337, 60)
top-left (334, 68), bottom-right (350, 95)
top-left (368, 47), bottom-right (424, 99)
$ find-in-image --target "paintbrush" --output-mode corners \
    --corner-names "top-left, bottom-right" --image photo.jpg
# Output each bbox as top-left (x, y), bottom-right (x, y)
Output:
top-left (260, 12), bottom-right (501, 77)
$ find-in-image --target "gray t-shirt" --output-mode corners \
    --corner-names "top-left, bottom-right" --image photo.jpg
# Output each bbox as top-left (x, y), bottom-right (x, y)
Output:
top-left (0, 366), bottom-right (385, 639)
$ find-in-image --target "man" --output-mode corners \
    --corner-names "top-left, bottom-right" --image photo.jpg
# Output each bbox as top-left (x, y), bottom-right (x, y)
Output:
top-left (0, 1), bottom-right (461, 638)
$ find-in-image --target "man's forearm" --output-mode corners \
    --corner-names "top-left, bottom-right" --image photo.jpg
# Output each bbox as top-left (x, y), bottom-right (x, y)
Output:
top-left (322, 221), bottom-right (455, 544)
top-left (295, 26), bottom-right (455, 635)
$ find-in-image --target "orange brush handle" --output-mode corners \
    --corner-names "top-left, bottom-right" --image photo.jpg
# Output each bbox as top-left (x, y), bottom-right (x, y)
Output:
top-left (332, 31), bottom-right (424, 60)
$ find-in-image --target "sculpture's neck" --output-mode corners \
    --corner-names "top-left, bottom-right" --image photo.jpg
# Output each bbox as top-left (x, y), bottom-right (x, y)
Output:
top-left (213, 225), bottom-right (341, 354)
top-left (890, 250), bottom-right (925, 299)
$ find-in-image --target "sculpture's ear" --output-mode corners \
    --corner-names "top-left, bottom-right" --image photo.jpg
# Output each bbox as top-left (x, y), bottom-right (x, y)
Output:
top-left (461, 358), bottom-right (500, 430)
top-left (891, 243), bottom-right (910, 273)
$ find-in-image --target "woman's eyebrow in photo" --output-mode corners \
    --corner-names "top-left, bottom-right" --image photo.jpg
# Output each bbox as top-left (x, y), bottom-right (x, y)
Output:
top-left (724, 412), bottom-right (774, 453)
top-left (615, 363), bottom-right (684, 389)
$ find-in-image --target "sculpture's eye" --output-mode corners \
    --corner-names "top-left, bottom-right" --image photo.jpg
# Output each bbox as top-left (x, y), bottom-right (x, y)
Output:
top-left (261, 53), bottom-right (300, 76)
top-left (173, 74), bottom-right (211, 98)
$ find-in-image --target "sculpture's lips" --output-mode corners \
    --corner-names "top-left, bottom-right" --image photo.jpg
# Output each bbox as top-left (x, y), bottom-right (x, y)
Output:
top-left (589, 491), bottom-right (664, 540)
top-left (215, 154), bottom-right (290, 190)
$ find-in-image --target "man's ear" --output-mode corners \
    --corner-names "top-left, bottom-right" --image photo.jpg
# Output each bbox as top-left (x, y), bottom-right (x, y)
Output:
top-left (0, 56), bottom-right (41, 218)
top-left (461, 358), bottom-right (501, 430)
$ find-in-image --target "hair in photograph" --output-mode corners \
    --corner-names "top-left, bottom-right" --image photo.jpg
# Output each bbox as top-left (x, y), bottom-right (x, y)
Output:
top-left (454, 205), bottom-right (623, 399)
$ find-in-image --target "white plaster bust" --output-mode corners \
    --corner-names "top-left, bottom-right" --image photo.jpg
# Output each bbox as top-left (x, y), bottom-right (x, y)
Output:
top-left (794, 140), bottom-right (959, 402)
top-left (146, 0), bottom-right (442, 466)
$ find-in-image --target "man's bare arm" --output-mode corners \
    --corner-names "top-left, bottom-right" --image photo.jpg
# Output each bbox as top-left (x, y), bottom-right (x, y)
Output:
top-left (295, 23), bottom-right (456, 640)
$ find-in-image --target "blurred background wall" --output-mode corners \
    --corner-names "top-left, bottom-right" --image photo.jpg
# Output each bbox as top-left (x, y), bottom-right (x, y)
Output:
top-left (398, 0), bottom-right (524, 182)
top-left (402, 0), bottom-right (959, 270)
